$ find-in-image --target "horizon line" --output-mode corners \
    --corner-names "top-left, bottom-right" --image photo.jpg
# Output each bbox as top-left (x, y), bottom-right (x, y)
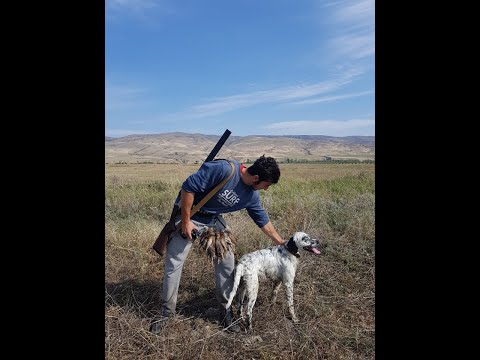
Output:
top-left (105, 131), bottom-right (375, 139)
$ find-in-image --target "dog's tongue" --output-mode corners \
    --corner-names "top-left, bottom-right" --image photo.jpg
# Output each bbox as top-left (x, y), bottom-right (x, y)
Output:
top-left (311, 247), bottom-right (321, 255)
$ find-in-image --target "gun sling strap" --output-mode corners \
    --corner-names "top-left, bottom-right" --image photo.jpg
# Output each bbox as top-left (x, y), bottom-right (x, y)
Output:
top-left (153, 160), bottom-right (236, 256)
top-left (188, 160), bottom-right (235, 218)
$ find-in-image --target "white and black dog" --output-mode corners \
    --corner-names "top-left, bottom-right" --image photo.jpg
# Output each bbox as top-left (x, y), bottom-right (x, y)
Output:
top-left (226, 231), bottom-right (322, 330)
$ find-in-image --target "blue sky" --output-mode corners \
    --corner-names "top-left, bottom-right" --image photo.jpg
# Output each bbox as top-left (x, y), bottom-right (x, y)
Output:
top-left (106, 0), bottom-right (375, 138)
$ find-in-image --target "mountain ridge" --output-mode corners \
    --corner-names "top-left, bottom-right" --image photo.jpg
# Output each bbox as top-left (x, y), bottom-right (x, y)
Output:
top-left (105, 132), bottom-right (375, 164)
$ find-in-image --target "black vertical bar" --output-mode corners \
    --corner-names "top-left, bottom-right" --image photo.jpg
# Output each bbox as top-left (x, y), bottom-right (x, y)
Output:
top-left (204, 129), bottom-right (231, 162)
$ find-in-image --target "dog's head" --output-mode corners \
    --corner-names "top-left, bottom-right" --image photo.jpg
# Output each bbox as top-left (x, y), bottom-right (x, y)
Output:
top-left (285, 231), bottom-right (322, 257)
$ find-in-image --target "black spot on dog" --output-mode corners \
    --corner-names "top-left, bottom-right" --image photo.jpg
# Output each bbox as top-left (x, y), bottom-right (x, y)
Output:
top-left (286, 238), bottom-right (298, 253)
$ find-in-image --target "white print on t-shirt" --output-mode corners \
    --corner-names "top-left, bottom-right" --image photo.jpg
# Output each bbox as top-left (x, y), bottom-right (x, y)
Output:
top-left (217, 189), bottom-right (241, 207)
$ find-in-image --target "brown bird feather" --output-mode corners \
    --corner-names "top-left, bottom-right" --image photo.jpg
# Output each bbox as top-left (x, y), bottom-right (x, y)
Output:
top-left (196, 227), bottom-right (237, 264)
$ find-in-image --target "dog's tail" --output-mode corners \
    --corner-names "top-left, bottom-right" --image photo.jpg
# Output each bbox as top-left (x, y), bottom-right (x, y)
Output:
top-left (226, 263), bottom-right (244, 309)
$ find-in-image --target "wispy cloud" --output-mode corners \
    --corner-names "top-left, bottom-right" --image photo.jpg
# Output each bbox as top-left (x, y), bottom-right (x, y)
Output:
top-left (106, 0), bottom-right (159, 12)
top-left (322, 1), bottom-right (352, 9)
top-left (105, 0), bottom-right (169, 23)
top-left (333, 33), bottom-right (375, 59)
top-left (105, 128), bottom-right (152, 137)
top-left (334, 0), bottom-right (374, 28)
top-left (184, 69), bottom-right (363, 118)
top-left (105, 83), bottom-right (146, 111)
top-left (263, 119), bottom-right (374, 136)
top-left (328, 0), bottom-right (375, 60)
top-left (290, 90), bottom-right (374, 105)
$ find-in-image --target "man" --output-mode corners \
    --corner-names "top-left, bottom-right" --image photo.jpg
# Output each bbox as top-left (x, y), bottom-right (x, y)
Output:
top-left (150, 155), bottom-right (285, 334)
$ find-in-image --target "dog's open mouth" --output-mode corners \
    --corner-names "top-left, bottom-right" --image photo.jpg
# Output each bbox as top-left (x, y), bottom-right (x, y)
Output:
top-left (303, 245), bottom-right (321, 255)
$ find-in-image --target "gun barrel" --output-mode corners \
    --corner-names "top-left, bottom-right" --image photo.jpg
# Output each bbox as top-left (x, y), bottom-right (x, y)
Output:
top-left (205, 129), bottom-right (231, 162)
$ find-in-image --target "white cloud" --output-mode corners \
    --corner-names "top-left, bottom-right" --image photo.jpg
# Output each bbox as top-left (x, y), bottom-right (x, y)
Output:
top-left (105, 128), bottom-right (152, 137)
top-left (290, 90), bottom-right (374, 105)
top-left (106, 0), bottom-right (159, 12)
top-left (264, 119), bottom-right (375, 136)
top-left (334, 0), bottom-right (374, 28)
top-left (105, 0), bottom-right (168, 23)
top-left (105, 83), bottom-right (145, 111)
top-left (334, 34), bottom-right (374, 59)
top-left (328, 0), bottom-right (375, 60)
top-left (322, 1), bottom-right (352, 9)
top-left (187, 69), bottom-right (363, 118)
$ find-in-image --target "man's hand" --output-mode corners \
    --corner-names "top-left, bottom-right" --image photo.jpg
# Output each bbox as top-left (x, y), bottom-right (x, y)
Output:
top-left (180, 190), bottom-right (198, 240)
top-left (181, 220), bottom-right (199, 241)
top-left (260, 221), bottom-right (286, 246)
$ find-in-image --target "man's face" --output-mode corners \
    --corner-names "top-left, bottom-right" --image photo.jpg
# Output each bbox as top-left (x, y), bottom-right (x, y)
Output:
top-left (253, 180), bottom-right (273, 191)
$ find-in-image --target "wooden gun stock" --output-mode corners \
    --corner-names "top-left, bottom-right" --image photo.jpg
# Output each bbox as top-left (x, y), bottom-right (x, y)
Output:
top-left (152, 205), bottom-right (180, 256)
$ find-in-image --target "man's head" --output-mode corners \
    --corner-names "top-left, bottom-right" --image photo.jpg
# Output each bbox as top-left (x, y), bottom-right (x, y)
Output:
top-left (246, 155), bottom-right (280, 190)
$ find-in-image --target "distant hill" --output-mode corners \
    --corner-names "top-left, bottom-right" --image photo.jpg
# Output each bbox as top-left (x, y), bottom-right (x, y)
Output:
top-left (105, 133), bottom-right (375, 164)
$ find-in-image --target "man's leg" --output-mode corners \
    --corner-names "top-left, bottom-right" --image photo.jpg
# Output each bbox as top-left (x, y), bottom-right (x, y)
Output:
top-left (150, 230), bottom-right (193, 334)
top-left (214, 250), bottom-right (235, 308)
top-left (214, 250), bottom-right (240, 333)
top-left (160, 231), bottom-right (193, 316)
top-left (212, 215), bottom-right (235, 308)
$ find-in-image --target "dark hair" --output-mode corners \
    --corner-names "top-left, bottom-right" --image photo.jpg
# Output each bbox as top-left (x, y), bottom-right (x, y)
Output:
top-left (247, 155), bottom-right (280, 183)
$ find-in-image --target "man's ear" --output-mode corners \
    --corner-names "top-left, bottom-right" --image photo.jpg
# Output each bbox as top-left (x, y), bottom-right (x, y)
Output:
top-left (253, 175), bottom-right (259, 182)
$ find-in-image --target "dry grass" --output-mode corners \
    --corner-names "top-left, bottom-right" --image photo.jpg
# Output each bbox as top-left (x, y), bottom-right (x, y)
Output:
top-left (106, 163), bottom-right (375, 359)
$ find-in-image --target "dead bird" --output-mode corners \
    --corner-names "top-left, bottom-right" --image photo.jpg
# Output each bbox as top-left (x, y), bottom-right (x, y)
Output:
top-left (196, 227), bottom-right (237, 264)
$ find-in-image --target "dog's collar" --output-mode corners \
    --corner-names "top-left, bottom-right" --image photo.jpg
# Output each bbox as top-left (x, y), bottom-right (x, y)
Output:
top-left (284, 238), bottom-right (300, 258)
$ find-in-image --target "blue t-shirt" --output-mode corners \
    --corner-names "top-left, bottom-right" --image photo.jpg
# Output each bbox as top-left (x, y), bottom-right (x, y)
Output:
top-left (175, 159), bottom-right (270, 228)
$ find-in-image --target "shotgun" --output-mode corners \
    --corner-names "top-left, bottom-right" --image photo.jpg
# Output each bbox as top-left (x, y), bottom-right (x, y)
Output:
top-left (152, 129), bottom-right (232, 255)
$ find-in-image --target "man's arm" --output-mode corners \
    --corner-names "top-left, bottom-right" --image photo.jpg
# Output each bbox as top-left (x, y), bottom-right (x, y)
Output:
top-left (260, 221), bottom-right (286, 246)
top-left (180, 189), bottom-right (198, 240)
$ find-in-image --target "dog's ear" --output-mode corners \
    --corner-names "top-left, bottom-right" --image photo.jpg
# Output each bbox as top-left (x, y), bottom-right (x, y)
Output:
top-left (286, 237), bottom-right (299, 257)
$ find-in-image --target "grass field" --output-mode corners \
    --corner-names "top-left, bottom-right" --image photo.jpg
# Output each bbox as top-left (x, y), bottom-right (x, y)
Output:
top-left (105, 163), bottom-right (375, 359)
